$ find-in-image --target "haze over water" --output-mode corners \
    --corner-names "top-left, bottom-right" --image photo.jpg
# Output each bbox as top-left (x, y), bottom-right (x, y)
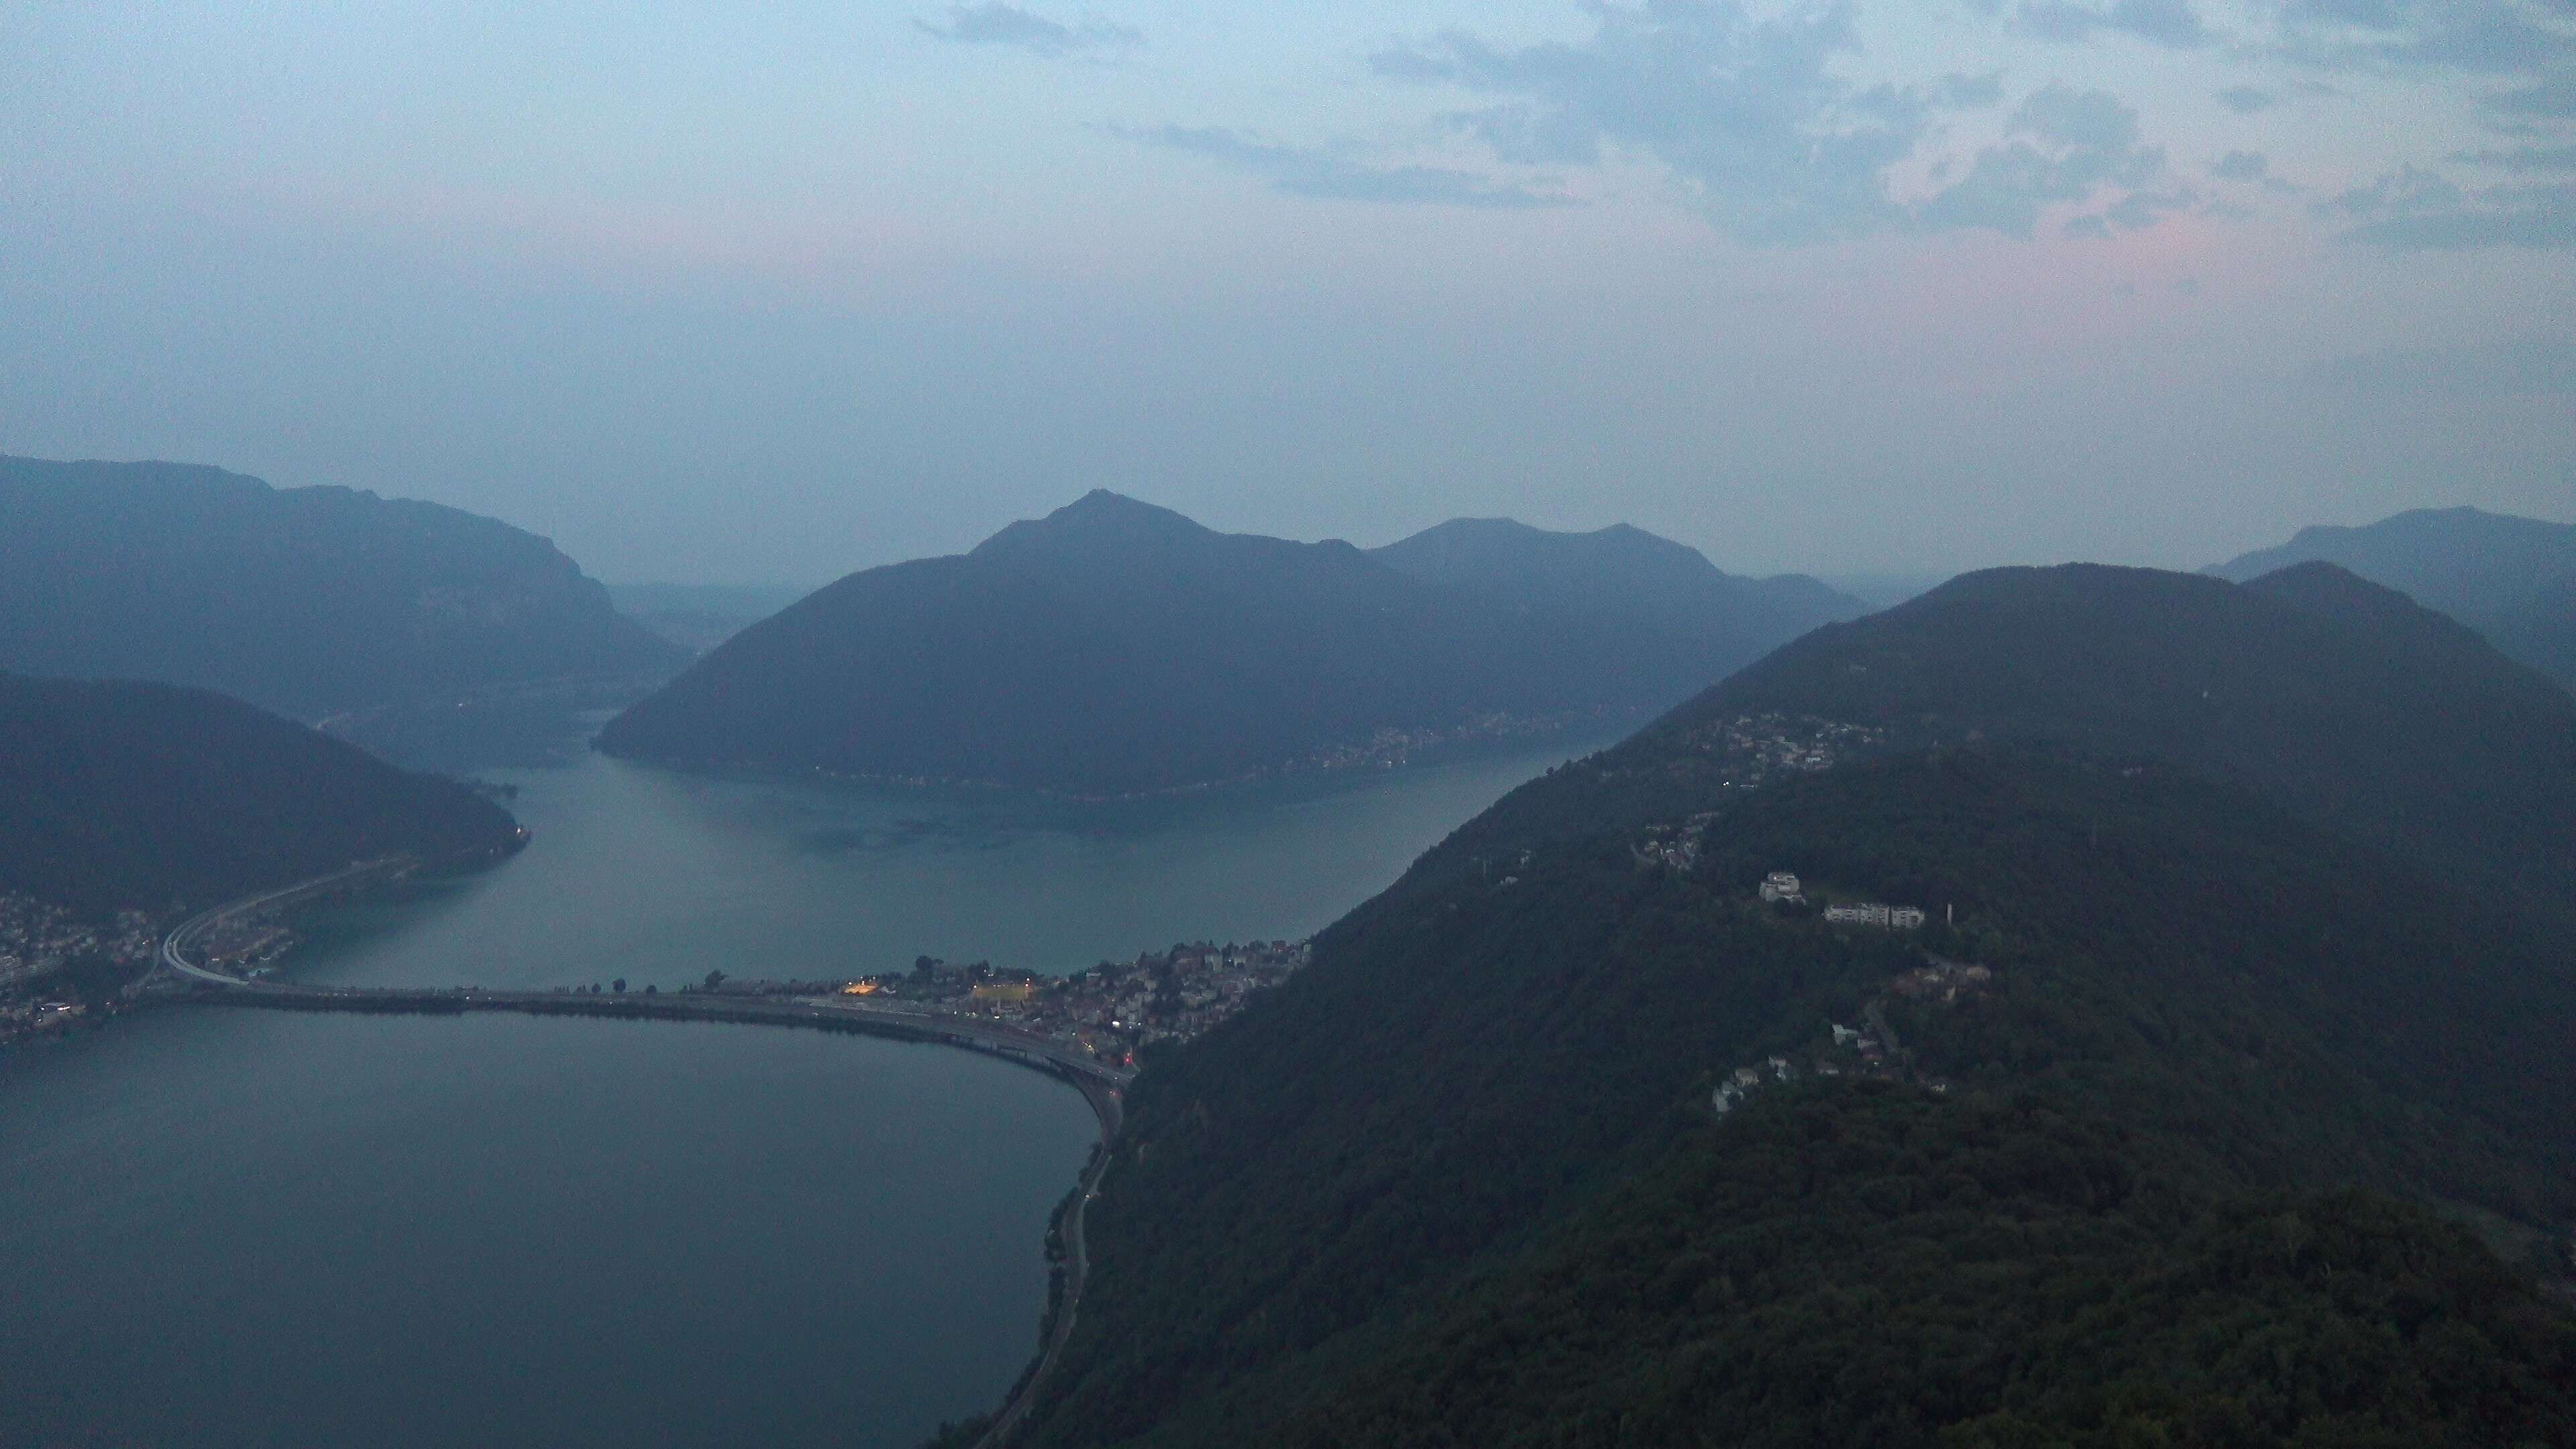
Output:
top-left (292, 739), bottom-right (1617, 991)
top-left (0, 735), bottom-right (1612, 1448)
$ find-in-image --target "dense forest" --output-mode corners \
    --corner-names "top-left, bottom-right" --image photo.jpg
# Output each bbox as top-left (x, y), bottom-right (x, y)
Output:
top-left (0, 455), bottom-right (682, 722)
top-left (0, 673), bottom-right (522, 919)
top-left (996, 565), bottom-right (2576, 1448)
top-left (1468, 561), bottom-right (2576, 924)
top-left (597, 492), bottom-right (1859, 796)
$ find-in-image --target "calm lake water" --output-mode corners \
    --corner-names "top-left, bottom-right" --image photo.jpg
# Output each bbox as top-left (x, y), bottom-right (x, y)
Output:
top-left (0, 735), bottom-right (1614, 1449)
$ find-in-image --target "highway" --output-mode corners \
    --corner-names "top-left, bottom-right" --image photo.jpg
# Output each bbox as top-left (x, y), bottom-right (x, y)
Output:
top-left (157, 859), bottom-right (411, 987)
top-left (181, 981), bottom-right (1134, 1091)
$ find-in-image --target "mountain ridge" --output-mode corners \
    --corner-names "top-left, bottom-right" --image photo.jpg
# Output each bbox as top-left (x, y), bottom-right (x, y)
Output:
top-left (598, 493), bottom-right (1864, 796)
top-left (986, 559), bottom-right (2576, 1448)
top-left (2208, 504), bottom-right (2576, 691)
top-left (0, 455), bottom-right (685, 723)
top-left (0, 672), bottom-right (523, 921)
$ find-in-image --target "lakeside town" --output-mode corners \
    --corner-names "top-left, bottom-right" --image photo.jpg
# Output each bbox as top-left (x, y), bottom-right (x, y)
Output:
top-left (0, 893), bottom-right (160, 1044)
top-left (661, 937), bottom-right (1316, 1069)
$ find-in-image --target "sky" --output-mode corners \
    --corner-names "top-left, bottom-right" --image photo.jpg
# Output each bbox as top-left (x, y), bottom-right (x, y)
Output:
top-left (3, 1), bottom-right (2571, 586)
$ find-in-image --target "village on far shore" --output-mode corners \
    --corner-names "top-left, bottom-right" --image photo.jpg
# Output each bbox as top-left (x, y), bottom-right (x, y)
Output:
top-left (670, 937), bottom-right (1315, 1071)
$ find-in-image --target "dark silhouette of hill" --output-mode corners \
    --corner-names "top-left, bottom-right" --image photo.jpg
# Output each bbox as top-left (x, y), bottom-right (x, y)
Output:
top-left (1368, 515), bottom-right (1859, 647)
top-left (0, 674), bottom-right (521, 919)
top-left (599, 494), bottom-right (1859, 796)
top-left (2496, 574), bottom-right (2576, 694)
top-left (1469, 561), bottom-right (2576, 918)
top-left (2210, 505), bottom-right (2576, 690)
top-left (0, 455), bottom-right (684, 721)
top-left (987, 561), bottom-right (2576, 1448)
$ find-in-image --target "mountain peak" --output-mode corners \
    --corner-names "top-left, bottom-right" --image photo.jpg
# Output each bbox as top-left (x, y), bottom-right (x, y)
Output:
top-left (969, 490), bottom-right (1218, 561)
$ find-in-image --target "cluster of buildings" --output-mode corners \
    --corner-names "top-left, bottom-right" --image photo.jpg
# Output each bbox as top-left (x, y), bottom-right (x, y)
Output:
top-left (187, 912), bottom-right (301, 978)
top-left (1888, 955), bottom-right (1994, 1004)
top-left (1756, 871), bottom-right (1927, 929)
top-left (0, 895), bottom-right (154, 991)
top-left (1711, 1017), bottom-right (1951, 1117)
top-left (1301, 710), bottom-right (1585, 777)
top-left (1710, 957), bottom-right (1998, 1119)
top-left (0, 894), bottom-right (160, 1045)
top-left (1823, 901), bottom-right (1927, 930)
top-left (774, 938), bottom-right (1314, 1067)
top-left (1635, 815), bottom-right (1719, 872)
top-left (1677, 712), bottom-right (1889, 792)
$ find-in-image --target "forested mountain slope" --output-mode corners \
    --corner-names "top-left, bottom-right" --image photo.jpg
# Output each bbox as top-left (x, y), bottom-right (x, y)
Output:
top-left (0, 674), bottom-right (521, 919)
top-left (0, 455), bottom-right (682, 720)
top-left (1468, 562), bottom-right (2576, 918)
top-left (600, 493), bottom-right (1858, 796)
top-left (997, 564), bottom-right (2576, 1449)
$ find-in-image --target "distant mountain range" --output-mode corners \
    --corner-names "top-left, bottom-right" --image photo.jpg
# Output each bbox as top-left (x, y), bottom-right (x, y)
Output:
top-left (0, 673), bottom-right (521, 922)
top-left (0, 456), bottom-right (685, 724)
top-left (596, 492), bottom-right (1864, 796)
top-left (998, 559), bottom-right (2576, 1448)
top-left (2209, 505), bottom-right (2576, 692)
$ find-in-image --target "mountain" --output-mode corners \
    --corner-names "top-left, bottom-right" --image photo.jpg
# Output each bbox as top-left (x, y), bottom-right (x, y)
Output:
top-left (1368, 517), bottom-right (1858, 647)
top-left (0, 673), bottom-right (522, 920)
top-left (988, 563), bottom-right (2576, 1448)
top-left (2494, 574), bottom-right (2576, 693)
top-left (0, 455), bottom-right (686, 722)
top-left (598, 494), bottom-right (1860, 796)
top-left (2210, 506), bottom-right (2576, 690)
top-left (1477, 561), bottom-right (2576, 920)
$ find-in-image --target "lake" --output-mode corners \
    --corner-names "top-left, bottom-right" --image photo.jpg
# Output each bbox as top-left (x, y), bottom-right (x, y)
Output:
top-left (0, 735), bottom-right (1613, 1448)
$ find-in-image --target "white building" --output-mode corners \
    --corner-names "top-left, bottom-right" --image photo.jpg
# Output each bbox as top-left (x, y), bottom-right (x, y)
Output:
top-left (1823, 901), bottom-right (1925, 930)
top-left (1760, 871), bottom-right (1803, 902)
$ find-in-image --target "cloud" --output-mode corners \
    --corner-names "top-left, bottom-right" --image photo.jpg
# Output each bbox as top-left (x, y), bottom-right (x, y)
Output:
top-left (1368, 2), bottom-right (2180, 245)
top-left (1370, 3), bottom-right (1948, 243)
top-left (2104, 186), bottom-right (2198, 229)
top-left (2211, 150), bottom-right (2269, 181)
top-left (2017, 0), bottom-right (2212, 48)
top-left (1944, 70), bottom-right (2008, 108)
top-left (2065, 214), bottom-right (2113, 237)
top-left (2312, 164), bottom-right (2461, 218)
top-left (1119, 125), bottom-right (1574, 209)
top-left (915, 4), bottom-right (1140, 57)
top-left (2319, 166), bottom-right (2576, 248)
top-left (2494, 78), bottom-right (2576, 118)
top-left (2270, 1), bottom-right (2576, 79)
top-left (2308, 335), bottom-right (2576, 394)
top-left (1913, 85), bottom-right (2169, 237)
top-left (1371, 1), bottom-right (1925, 244)
top-left (2447, 144), bottom-right (2576, 172)
top-left (2340, 184), bottom-right (2576, 248)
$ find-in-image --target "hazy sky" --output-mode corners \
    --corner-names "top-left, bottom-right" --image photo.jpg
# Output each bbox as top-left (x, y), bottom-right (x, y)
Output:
top-left (5, 2), bottom-right (2571, 585)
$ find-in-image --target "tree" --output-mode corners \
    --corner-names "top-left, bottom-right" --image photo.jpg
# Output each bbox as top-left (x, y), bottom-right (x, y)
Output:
top-left (704, 968), bottom-right (727, 991)
top-left (612, 977), bottom-right (626, 993)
